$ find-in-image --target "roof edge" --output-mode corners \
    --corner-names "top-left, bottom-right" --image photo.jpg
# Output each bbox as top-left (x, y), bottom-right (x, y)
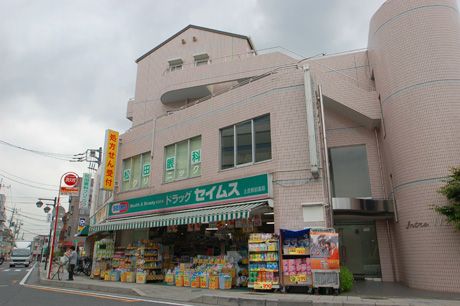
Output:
top-left (135, 24), bottom-right (256, 63)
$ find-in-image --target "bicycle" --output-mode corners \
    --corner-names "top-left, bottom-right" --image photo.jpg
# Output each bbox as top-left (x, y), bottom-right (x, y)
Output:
top-left (74, 256), bottom-right (92, 277)
top-left (50, 257), bottom-right (68, 281)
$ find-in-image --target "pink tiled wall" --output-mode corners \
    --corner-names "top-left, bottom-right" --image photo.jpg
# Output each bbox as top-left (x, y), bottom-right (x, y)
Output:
top-left (369, 0), bottom-right (460, 292)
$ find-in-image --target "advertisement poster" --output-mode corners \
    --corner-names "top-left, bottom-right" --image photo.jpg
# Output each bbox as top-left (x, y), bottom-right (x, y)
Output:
top-left (310, 232), bottom-right (339, 260)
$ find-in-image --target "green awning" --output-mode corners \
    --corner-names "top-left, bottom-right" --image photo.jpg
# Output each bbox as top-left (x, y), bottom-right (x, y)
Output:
top-left (75, 225), bottom-right (89, 237)
top-left (89, 201), bottom-right (268, 235)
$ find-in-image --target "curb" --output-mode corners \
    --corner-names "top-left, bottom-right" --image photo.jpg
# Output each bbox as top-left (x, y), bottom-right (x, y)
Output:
top-left (37, 269), bottom-right (140, 297)
top-left (193, 295), bottom-right (325, 306)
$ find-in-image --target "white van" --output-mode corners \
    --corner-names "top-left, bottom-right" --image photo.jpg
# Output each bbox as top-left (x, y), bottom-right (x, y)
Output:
top-left (9, 248), bottom-right (31, 268)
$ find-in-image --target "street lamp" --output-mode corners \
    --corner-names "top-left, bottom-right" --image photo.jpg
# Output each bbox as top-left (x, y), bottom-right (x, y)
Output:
top-left (36, 197), bottom-right (57, 271)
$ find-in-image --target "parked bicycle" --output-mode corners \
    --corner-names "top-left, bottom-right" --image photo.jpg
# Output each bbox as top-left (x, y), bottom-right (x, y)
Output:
top-left (73, 256), bottom-right (92, 277)
top-left (50, 256), bottom-right (69, 281)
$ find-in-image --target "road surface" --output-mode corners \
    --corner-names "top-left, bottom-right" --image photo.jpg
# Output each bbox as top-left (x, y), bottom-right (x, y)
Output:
top-left (0, 262), bottom-right (201, 306)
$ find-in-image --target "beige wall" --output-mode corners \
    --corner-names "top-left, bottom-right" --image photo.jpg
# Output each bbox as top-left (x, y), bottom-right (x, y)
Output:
top-left (105, 2), bottom-right (460, 291)
top-left (369, 0), bottom-right (460, 292)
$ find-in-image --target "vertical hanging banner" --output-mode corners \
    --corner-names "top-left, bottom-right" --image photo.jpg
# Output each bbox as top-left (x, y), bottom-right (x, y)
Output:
top-left (79, 173), bottom-right (91, 208)
top-left (102, 129), bottom-right (119, 191)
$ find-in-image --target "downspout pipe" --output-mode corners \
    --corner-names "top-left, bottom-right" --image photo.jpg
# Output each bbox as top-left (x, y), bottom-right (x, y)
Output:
top-left (303, 65), bottom-right (320, 178)
top-left (318, 85), bottom-right (334, 228)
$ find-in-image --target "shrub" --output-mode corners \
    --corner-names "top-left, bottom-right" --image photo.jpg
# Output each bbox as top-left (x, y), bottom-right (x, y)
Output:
top-left (340, 266), bottom-right (354, 292)
top-left (434, 167), bottom-right (460, 230)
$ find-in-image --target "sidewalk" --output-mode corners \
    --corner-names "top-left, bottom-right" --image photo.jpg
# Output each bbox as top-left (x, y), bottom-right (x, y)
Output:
top-left (36, 266), bottom-right (460, 306)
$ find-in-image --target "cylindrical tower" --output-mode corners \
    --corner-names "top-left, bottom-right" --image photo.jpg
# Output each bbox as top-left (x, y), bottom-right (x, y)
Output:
top-left (368, 0), bottom-right (460, 292)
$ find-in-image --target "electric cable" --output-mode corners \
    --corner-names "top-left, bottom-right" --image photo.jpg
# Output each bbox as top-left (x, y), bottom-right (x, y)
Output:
top-left (0, 168), bottom-right (57, 187)
top-left (0, 173), bottom-right (58, 191)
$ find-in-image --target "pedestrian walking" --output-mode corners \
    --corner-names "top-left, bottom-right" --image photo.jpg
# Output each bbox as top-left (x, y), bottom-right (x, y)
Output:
top-left (65, 246), bottom-right (78, 281)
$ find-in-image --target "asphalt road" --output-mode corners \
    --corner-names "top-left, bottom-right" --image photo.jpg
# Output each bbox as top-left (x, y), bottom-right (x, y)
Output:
top-left (0, 262), bottom-right (200, 306)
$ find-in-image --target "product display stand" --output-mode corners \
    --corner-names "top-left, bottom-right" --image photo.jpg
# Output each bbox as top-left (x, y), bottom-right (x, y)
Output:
top-left (248, 233), bottom-right (280, 290)
top-left (309, 228), bottom-right (340, 294)
top-left (280, 229), bottom-right (312, 293)
top-left (91, 239), bottom-right (115, 280)
top-left (136, 243), bottom-right (164, 282)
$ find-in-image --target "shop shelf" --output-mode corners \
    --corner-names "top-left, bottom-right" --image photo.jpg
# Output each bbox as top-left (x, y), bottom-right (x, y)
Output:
top-left (247, 250), bottom-right (278, 253)
top-left (282, 254), bottom-right (309, 256)
top-left (249, 259), bottom-right (279, 262)
top-left (249, 269), bottom-right (279, 272)
top-left (248, 240), bottom-right (278, 243)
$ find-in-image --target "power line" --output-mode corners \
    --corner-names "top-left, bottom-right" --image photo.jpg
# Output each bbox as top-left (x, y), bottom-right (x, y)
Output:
top-left (0, 168), bottom-right (56, 187)
top-left (0, 173), bottom-right (58, 191)
top-left (6, 208), bottom-right (48, 222)
top-left (20, 227), bottom-right (48, 236)
top-left (0, 139), bottom-right (76, 160)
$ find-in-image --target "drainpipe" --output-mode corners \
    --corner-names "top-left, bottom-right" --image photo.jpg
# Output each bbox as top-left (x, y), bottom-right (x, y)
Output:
top-left (303, 65), bottom-right (319, 179)
top-left (318, 85), bottom-right (334, 228)
top-left (386, 219), bottom-right (397, 282)
top-left (374, 128), bottom-right (387, 197)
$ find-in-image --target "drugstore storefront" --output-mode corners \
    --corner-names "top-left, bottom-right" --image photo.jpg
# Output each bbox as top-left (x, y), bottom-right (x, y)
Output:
top-left (89, 174), bottom-right (276, 286)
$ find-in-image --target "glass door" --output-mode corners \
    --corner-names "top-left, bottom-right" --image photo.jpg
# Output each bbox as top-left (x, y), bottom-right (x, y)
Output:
top-left (335, 221), bottom-right (381, 278)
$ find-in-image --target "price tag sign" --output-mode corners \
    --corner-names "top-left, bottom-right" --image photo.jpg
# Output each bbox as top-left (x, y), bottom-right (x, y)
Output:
top-left (254, 282), bottom-right (273, 290)
top-left (288, 247), bottom-right (296, 254)
top-left (298, 274), bottom-right (307, 282)
top-left (295, 248), bottom-right (307, 254)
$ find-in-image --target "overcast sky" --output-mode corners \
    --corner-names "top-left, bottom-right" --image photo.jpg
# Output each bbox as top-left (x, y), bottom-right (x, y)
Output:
top-left (0, 0), bottom-right (411, 240)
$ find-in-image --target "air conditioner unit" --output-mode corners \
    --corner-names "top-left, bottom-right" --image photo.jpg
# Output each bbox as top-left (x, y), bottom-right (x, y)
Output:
top-left (312, 270), bottom-right (340, 289)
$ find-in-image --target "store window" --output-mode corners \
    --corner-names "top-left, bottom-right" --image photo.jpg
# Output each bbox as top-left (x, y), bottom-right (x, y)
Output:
top-left (121, 152), bottom-right (151, 192)
top-left (164, 136), bottom-right (201, 183)
top-left (329, 145), bottom-right (372, 198)
top-left (220, 114), bottom-right (271, 170)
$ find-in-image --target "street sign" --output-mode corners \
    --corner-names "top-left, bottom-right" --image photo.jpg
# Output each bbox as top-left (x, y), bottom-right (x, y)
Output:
top-left (64, 173), bottom-right (78, 187)
top-left (60, 172), bottom-right (79, 195)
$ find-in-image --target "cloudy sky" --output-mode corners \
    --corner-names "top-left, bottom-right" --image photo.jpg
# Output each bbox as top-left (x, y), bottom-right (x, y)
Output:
top-left (0, 0), bottom-right (397, 240)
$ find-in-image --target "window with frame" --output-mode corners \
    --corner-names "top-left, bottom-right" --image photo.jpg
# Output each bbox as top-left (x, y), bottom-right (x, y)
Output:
top-left (329, 145), bottom-right (372, 198)
top-left (121, 152), bottom-right (151, 192)
top-left (168, 58), bottom-right (183, 72)
top-left (220, 114), bottom-right (271, 170)
top-left (194, 53), bottom-right (209, 67)
top-left (164, 136), bottom-right (201, 183)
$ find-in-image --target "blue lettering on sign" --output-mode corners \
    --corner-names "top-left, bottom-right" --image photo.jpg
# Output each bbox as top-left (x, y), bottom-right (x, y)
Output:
top-left (111, 202), bottom-right (129, 214)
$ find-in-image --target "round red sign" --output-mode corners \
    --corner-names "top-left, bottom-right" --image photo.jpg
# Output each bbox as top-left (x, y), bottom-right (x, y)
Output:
top-left (63, 173), bottom-right (78, 187)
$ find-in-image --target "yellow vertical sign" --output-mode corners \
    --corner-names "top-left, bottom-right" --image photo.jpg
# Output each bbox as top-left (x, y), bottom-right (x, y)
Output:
top-left (102, 129), bottom-right (119, 190)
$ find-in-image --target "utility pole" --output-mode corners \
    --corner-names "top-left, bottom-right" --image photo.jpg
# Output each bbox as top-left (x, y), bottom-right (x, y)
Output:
top-left (9, 208), bottom-right (16, 228)
top-left (71, 147), bottom-right (103, 171)
top-left (0, 181), bottom-right (11, 191)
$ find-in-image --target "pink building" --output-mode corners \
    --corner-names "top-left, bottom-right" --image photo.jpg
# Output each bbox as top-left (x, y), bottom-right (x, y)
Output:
top-left (90, 0), bottom-right (460, 292)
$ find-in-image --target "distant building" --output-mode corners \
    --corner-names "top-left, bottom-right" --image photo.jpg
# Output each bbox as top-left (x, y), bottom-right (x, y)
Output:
top-left (31, 235), bottom-right (47, 259)
top-left (0, 194), bottom-right (14, 255)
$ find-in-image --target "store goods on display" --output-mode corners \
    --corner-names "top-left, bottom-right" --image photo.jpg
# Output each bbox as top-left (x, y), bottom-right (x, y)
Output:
top-left (165, 254), bottom-right (247, 290)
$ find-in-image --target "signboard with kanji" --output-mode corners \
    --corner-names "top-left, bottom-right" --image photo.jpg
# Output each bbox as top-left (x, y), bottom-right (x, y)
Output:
top-left (165, 156), bottom-right (175, 171)
top-left (102, 129), bottom-right (119, 191)
top-left (60, 172), bottom-right (80, 195)
top-left (142, 163), bottom-right (151, 177)
top-left (108, 173), bottom-right (272, 219)
top-left (79, 173), bottom-right (91, 208)
top-left (190, 149), bottom-right (201, 164)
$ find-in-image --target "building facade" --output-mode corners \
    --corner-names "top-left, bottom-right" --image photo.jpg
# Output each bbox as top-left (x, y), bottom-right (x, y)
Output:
top-left (90, 0), bottom-right (460, 292)
top-left (31, 235), bottom-right (47, 260)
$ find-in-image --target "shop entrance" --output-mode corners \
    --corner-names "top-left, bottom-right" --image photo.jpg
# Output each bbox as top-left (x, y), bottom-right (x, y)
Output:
top-left (334, 221), bottom-right (381, 279)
